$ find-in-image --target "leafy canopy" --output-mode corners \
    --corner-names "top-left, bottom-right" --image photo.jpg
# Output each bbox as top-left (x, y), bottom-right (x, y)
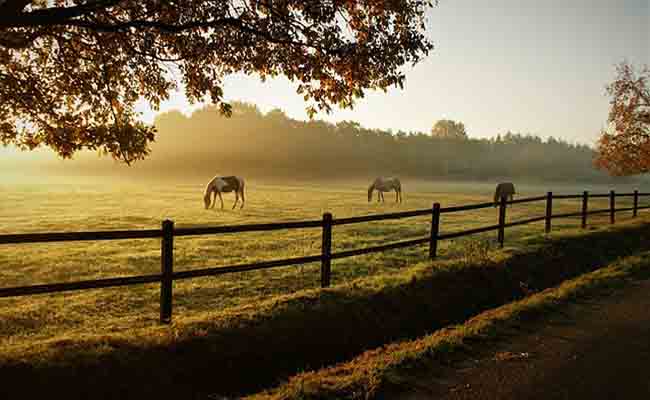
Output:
top-left (595, 61), bottom-right (650, 176)
top-left (0, 0), bottom-right (435, 163)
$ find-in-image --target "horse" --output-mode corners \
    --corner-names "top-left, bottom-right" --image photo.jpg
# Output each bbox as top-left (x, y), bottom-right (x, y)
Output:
top-left (203, 175), bottom-right (245, 210)
top-left (368, 177), bottom-right (402, 203)
top-left (493, 182), bottom-right (515, 207)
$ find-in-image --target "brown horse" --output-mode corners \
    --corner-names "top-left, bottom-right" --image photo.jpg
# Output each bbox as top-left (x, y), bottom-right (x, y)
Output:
top-left (368, 177), bottom-right (402, 203)
top-left (493, 182), bottom-right (515, 207)
top-left (203, 175), bottom-right (246, 210)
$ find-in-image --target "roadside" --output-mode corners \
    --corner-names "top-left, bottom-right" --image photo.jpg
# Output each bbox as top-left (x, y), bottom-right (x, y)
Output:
top-left (246, 245), bottom-right (650, 400)
top-left (393, 279), bottom-right (650, 400)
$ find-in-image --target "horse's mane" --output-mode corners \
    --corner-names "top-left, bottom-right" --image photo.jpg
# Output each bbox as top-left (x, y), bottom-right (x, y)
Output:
top-left (204, 176), bottom-right (218, 197)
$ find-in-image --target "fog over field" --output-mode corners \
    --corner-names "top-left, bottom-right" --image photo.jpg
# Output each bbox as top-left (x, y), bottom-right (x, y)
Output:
top-left (2, 102), bottom-right (649, 187)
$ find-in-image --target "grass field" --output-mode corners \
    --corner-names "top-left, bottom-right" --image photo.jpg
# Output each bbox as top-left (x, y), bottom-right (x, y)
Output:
top-left (0, 179), bottom-right (646, 348)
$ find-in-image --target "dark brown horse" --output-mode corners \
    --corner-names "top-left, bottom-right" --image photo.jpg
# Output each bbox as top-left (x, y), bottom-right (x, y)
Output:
top-left (494, 182), bottom-right (515, 207)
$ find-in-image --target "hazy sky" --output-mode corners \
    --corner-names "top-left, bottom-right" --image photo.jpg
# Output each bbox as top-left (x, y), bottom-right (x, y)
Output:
top-left (135, 0), bottom-right (649, 146)
top-left (1, 0), bottom-right (648, 165)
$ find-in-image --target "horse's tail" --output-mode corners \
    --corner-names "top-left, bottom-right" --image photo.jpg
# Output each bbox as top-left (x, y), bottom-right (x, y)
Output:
top-left (239, 177), bottom-right (245, 208)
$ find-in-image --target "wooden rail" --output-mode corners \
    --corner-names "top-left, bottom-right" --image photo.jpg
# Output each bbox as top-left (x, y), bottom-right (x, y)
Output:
top-left (1, 190), bottom-right (648, 323)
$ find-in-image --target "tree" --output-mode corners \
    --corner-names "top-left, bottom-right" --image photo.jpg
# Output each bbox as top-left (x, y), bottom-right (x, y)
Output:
top-left (430, 119), bottom-right (467, 139)
top-left (0, 0), bottom-right (436, 164)
top-left (595, 61), bottom-right (650, 175)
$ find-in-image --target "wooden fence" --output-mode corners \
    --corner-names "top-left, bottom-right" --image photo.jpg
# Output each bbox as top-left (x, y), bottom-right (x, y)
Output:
top-left (1, 190), bottom-right (648, 324)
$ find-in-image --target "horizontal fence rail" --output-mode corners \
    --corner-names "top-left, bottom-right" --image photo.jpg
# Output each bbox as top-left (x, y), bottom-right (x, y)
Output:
top-left (0, 274), bottom-right (162, 298)
top-left (172, 255), bottom-right (324, 280)
top-left (1, 190), bottom-right (648, 323)
top-left (438, 224), bottom-right (502, 240)
top-left (551, 194), bottom-right (583, 200)
top-left (503, 215), bottom-right (548, 228)
top-left (332, 208), bottom-right (431, 225)
top-left (0, 229), bottom-right (162, 245)
top-left (331, 237), bottom-right (430, 259)
top-left (503, 195), bottom-right (548, 205)
top-left (440, 201), bottom-right (496, 213)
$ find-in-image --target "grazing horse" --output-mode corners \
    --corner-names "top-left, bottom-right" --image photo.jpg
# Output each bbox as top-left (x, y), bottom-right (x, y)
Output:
top-left (204, 175), bottom-right (245, 210)
top-left (493, 182), bottom-right (515, 207)
top-left (368, 177), bottom-right (402, 203)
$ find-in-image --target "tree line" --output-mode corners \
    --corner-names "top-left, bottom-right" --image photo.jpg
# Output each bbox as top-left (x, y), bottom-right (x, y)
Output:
top-left (47, 101), bottom-right (626, 184)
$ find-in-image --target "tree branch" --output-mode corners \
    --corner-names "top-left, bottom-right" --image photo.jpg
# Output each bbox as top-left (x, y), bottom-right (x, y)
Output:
top-left (0, 0), bottom-right (122, 28)
top-left (0, 0), bottom-right (32, 15)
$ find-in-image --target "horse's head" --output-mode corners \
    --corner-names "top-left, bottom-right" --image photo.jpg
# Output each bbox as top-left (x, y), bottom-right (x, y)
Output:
top-left (203, 192), bottom-right (211, 209)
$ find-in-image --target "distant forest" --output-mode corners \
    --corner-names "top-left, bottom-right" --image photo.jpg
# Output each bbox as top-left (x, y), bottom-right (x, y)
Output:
top-left (45, 102), bottom-right (628, 183)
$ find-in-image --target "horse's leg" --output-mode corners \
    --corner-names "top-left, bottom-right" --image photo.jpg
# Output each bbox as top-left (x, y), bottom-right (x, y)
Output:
top-left (211, 191), bottom-right (217, 209)
top-left (240, 188), bottom-right (245, 209)
top-left (395, 190), bottom-right (399, 203)
top-left (235, 192), bottom-right (241, 209)
top-left (218, 191), bottom-right (224, 210)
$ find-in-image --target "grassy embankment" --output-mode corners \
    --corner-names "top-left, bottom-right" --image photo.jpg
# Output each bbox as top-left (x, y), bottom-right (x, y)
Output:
top-left (247, 225), bottom-right (650, 400)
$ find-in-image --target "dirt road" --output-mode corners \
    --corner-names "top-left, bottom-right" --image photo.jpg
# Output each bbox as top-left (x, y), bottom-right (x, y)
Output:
top-left (395, 279), bottom-right (650, 400)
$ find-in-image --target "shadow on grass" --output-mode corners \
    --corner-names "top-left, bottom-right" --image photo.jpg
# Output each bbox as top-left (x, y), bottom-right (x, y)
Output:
top-left (2, 223), bottom-right (649, 399)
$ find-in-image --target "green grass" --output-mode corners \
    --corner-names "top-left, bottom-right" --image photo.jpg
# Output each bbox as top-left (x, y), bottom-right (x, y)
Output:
top-left (0, 180), bottom-right (644, 347)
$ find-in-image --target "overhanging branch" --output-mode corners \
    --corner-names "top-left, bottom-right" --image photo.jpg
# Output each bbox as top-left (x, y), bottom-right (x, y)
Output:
top-left (0, 1), bottom-right (122, 28)
top-left (0, 0), bottom-right (32, 15)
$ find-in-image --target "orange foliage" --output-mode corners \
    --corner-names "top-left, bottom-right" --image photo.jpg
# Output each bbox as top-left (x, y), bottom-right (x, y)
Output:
top-left (595, 62), bottom-right (650, 176)
top-left (0, 0), bottom-right (436, 164)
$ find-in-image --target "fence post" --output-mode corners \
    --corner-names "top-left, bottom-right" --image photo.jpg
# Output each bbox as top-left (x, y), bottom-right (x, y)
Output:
top-left (545, 192), bottom-right (553, 234)
top-left (610, 190), bottom-right (615, 224)
top-left (160, 219), bottom-right (174, 324)
top-left (429, 203), bottom-right (440, 259)
top-left (581, 191), bottom-right (588, 229)
top-left (633, 190), bottom-right (639, 217)
top-left (498, 196), bottom-right (506, 248)
top-left (321, 212), bottom-right (332, 288)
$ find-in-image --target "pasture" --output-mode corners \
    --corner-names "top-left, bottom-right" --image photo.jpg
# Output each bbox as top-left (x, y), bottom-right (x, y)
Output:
top-left (0, 179), bottom-right (645, 348)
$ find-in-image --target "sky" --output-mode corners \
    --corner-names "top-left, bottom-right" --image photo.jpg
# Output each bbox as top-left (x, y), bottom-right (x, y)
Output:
top-left (134, 0), bottom-right (649, 146)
